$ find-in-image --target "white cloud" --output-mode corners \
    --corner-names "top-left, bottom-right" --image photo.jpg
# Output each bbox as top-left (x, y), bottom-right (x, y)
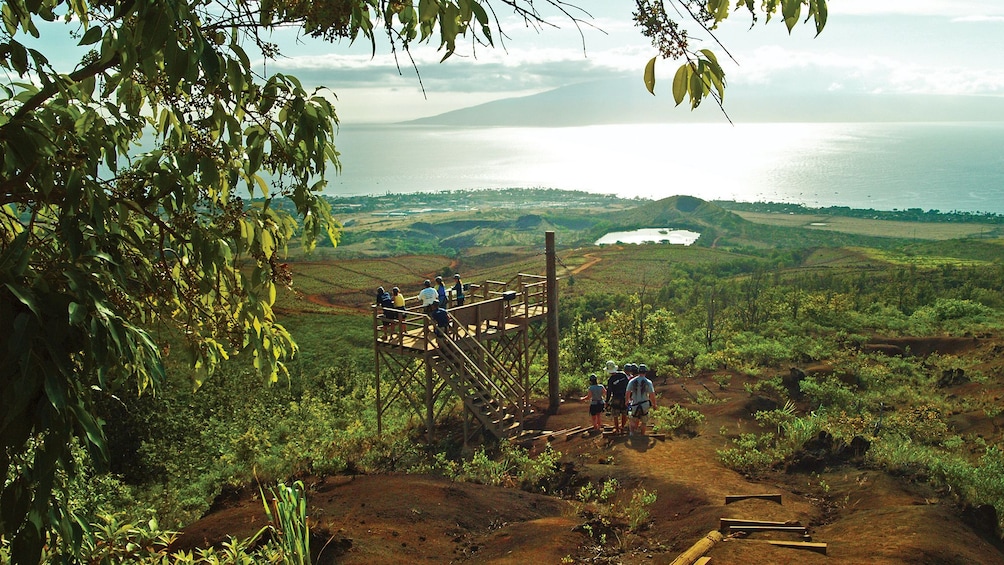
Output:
top-left (951, 15), bottom-right (1004, 22)
top-left (833, 1), bottom-right (1004, 17)
top-left (725, 45), bottom-right (1004, 96)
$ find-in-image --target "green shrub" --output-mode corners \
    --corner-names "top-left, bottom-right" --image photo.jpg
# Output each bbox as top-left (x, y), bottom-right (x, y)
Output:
top-left (621, 488), bottom-right (657, 532)
top-left (729, 332), bottom-right (795, 367)
top-left (460, 441), bottom-right (562, 492)
top-left (799, 375), bottom-right (857, 411)
top-left (717, 433), bottom-right (784, 476)
top-left (651, 404), bottom-right (705, 435)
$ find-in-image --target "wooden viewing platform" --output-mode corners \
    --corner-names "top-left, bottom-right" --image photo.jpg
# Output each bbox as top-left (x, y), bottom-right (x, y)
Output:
top-left (373, 273), bottom-right (552, 442)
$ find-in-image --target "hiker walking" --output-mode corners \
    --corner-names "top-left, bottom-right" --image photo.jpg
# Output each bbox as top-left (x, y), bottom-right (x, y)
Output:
top-left (580, 374), bottom-right (607, 432)
top-left (604, 360), bottom-right (630, 434)
top-left (626, 363), bottom-right (657, 436)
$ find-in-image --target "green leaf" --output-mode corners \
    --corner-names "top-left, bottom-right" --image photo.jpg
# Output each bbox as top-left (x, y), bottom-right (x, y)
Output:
top-left (68, 302), bottom-right (86, 325)
top-left (79, 25), bottom-right (102, 45)
top-left (672, 64), bottom-right (689, 106)
top-left (643, 57), bottom-right (657, 95)
top-left (5, 283), bottom-right (40, 319)
top-left (811, 0), bottom-right (828, 36)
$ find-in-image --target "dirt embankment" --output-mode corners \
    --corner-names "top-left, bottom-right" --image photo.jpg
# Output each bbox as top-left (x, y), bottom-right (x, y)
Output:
top-left (174, 336), bottom-right (1004, 564)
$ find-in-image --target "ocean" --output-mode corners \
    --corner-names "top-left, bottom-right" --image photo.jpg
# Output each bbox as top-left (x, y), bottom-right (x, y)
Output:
top-left (327, 122), bottom-right (1004, 215)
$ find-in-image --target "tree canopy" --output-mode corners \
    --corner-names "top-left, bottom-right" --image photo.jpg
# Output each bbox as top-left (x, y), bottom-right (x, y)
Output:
top-left (0, 0), bottom-right (826, 560)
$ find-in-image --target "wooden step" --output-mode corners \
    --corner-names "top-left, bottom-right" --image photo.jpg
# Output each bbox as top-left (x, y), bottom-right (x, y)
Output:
top-left (720, 518), bottom-right (801, 532)
top-left (729, 525), bottom-right (807, 534)
top-left (765, 540), bottom-right (826, 555)
top-left (725, 494), bottom-right (782, 505)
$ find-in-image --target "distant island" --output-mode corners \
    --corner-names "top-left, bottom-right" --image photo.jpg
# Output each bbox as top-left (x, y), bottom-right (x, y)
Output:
top-left (403, 79), bottom-right (1004, 127)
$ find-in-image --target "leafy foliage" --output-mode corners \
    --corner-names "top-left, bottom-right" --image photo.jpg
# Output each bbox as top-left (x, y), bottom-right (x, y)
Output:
top-left (0, 0), bottom-right (347, 556)
top-left (650, 404), bottom-right (705, 435)
top-left (635, 0), bottom-right (828, 111)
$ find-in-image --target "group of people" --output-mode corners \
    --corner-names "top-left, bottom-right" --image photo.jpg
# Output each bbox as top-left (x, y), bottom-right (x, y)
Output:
top-left (377, 274), bottom-right (466, 339)
top-left (581, 361), bottom-right (657, 436)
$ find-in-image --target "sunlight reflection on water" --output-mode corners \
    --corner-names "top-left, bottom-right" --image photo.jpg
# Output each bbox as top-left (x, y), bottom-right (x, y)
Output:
top-left (331, 122), bottom-right (1004, 214)
top-left (594, 228), bottom-right (701, 246)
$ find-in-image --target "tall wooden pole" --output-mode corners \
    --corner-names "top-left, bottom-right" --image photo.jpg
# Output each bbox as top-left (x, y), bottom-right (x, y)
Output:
top-left (546, 231), bottom-right (560, 414)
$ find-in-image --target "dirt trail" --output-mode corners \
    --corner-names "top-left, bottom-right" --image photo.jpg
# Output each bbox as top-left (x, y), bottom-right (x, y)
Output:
top-left (174, 337), bottom-right (1004, 564)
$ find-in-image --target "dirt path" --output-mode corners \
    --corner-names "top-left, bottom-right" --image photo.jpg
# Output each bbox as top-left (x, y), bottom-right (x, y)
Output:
top-left (174, 338), bottom-right (1004, 564)
top-left (571, 253), bottom-right (601, 275)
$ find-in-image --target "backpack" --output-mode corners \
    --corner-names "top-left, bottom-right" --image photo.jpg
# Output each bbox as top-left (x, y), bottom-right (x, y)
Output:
top-left (379, 292), bottom-right (394, 310)
top-left (607, 371), bottom-right (628, 398)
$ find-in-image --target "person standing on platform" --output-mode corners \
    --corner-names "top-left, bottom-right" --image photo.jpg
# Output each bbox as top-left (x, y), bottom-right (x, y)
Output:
top-left (391, 286), bottom-right (406, 336)
top-left (435, 275), bottom-right (448, 308)
top-left (452, 274), bottom-right (465, 306)
top-left (376, 287), bottom-right (395, 339)
top-left (418, 279), bottom-right (438, 308)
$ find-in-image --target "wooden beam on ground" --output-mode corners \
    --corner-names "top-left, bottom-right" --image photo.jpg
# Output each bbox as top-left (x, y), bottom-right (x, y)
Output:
top-left (694, 558), bottom-right (711, 565)
top-left (765, 540), bottom-right (827, 555)
top-left (720, 518), bottom-right (800, 531)
top-left (729, 525), bottom-right (807, 534)
top-left (546, 426), bottom-right (584, 442)
top-left (725, 494), bottom-right (782, 505)
top-left (669, 530), bottom-right (724, 565)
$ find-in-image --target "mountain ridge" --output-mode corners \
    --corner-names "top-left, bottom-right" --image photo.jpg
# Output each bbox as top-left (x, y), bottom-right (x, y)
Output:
top-left (404, 79), bottom-right (1004, 126)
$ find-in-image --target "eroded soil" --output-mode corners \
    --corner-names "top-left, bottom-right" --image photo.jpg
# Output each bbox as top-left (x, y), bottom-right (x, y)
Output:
top-left (173, 335), bottom-right (1004, 564)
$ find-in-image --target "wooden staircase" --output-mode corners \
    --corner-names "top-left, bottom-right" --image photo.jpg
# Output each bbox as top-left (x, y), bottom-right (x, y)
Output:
top-left (430, 315), bottom-right (527, 440)
top-left (374, 273), bottom-right (549, 441)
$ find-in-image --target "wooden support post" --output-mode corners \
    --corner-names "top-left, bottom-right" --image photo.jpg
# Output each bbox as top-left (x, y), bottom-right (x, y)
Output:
top-left (545, 231), bottom-right (560, 414)
top-left (375, 347), bottom-right (382, 436)
top-left (669, 530), bottom-right (723, 565)
top-left (425, 354), bottom-right (434, 443)
top-left (725, 494), bottom-right (783, 505)
top-left (375, 307), bottom-right (382, 436)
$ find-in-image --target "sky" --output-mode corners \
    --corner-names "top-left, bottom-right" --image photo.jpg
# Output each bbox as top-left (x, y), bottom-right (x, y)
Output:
top-left (261, 1), bottom-right (1004, 123)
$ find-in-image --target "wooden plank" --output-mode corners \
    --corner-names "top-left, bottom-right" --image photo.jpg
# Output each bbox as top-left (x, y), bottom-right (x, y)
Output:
top-left (547, 426), bottom-right (584, 442)
top-left (694, 558), bottom-right (711, 565)
top-left (765, 540), bottom-right (827, 555)
top-left (725, 494), bottom-right (782, 505)
top-left (729, 525), bottom-right (807, 534)
top-left (720, 518), bottom-right (800, 531)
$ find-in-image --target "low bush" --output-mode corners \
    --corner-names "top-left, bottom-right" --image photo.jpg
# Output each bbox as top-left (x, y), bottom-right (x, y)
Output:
top-left (717, 433), bottom-right (785, 476)
top-left (651, 404), bottom-right (705, 435)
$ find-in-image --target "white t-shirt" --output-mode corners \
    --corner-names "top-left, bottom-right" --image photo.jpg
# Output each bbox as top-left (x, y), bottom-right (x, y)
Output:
top-left (626, 376), bottom-right (654, 405)
top-left (418, 287), bottom-right (438, 306)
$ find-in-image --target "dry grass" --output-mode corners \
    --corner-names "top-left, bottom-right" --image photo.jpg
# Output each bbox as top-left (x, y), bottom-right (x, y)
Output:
top-left (734, 211), bottom-right (999, 241)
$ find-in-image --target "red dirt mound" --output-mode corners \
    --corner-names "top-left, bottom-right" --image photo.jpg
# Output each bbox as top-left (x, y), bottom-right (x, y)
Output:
top-left (173, 337), bottom-right (1004, 564)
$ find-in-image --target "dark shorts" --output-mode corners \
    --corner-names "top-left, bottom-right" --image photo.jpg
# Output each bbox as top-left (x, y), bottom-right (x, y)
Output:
top-left (608, 396), bottom-right (627, 414)
top-left (589, 402), bottom-right (605, 416)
